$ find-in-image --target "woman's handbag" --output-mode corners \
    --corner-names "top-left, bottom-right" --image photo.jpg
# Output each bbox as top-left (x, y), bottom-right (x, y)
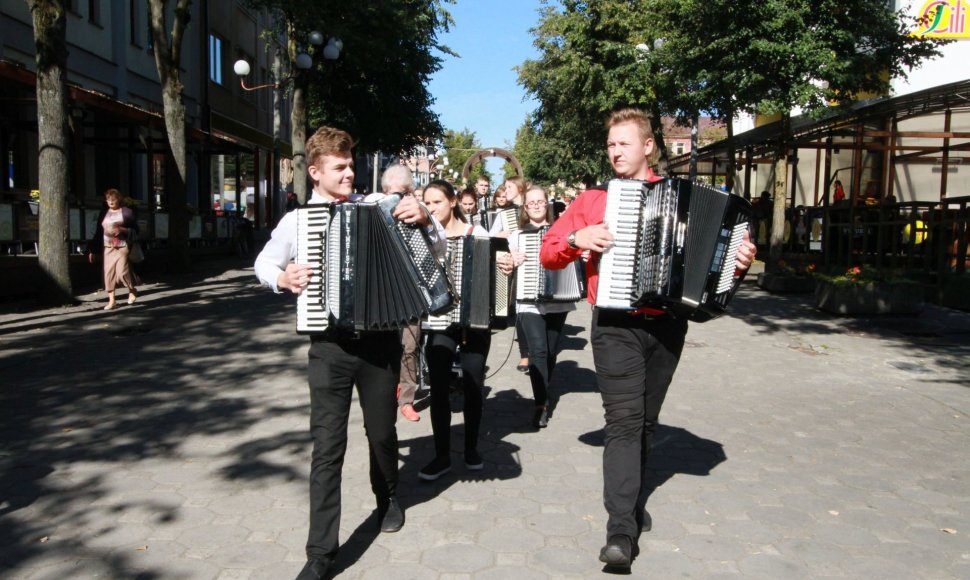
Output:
top-left (129, 241), bottom-right (145, 263)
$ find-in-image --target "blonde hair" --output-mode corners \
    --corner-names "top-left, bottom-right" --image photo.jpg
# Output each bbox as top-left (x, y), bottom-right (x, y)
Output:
top-left (503, 176), bottom-right (527, 205)
top-left (306, 126), bottom-right (354, 167)
top-left (606, 108), bottom-right (654, 142)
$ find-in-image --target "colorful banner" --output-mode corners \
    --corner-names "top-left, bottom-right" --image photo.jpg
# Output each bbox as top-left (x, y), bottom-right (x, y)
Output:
top-left (914, 0), bottom-right (970, 39)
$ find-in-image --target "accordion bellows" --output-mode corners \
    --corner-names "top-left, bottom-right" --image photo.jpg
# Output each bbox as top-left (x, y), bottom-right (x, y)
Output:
top-left (596, 178), bottom-right (752, 322)
top-left (296, 195), bottom-right (453, 333)
top-left (423, 235), bottom-right (514, 332)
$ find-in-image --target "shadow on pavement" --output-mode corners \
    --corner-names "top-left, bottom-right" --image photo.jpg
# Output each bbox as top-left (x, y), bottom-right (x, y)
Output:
top-left (0, 273), bottom-right (306, 577)
top-left (577, 424), bottom-right (726, 502)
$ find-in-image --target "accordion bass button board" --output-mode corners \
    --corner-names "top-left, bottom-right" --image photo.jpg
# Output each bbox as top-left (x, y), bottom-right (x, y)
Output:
top-left (596, 178), bottom-right (752, 321)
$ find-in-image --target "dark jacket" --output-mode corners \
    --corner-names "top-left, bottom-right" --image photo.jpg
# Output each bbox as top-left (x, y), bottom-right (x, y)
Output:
top-left (88, 206), bottom-right (139, 252)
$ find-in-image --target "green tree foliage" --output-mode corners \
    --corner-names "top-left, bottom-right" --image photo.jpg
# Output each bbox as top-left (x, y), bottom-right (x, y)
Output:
top-left (439, 128), bottom-right (481, 187)
top-left (247, 0), bottom-right (454, 154)
top-left (518, 0), bottom-right (943, 260)
top-left (517, 1), bottom-right (658, 183)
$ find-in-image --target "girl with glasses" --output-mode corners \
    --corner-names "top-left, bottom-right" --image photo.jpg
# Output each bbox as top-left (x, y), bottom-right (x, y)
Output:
top-left (498, 186), bottom-right (576, 428)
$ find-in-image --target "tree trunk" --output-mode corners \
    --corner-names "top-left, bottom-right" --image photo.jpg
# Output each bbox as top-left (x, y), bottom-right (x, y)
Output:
top-left (149, 0), bottom-right (192, 271)
top-left (688, 115), bottom-right (699, 181)
top-left (724, 115), bottom-right (735, 193)
top-left (291, 69), bottom-right (309, 204)
top-left (161, 82), bottom-right (191, 270)
top-left (30, 0), bottom-right (73, 305)
top-left (769, 113), bottom-right (792, 264)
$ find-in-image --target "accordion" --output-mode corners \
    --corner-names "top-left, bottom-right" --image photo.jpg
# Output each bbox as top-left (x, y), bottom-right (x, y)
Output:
top-left (296, 196), bottom-right (453, 333)
top-left (514, 226), bottom-right (587, 303)
top-left (423, 236), bottom-right (513, 332)
top-left (486, 207), bottom-right (518, 232)
top-left (596, 178), bottom-right (752, 321)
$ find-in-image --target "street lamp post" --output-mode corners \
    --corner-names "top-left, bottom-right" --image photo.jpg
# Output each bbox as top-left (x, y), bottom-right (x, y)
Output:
top-left (233, 32), bottom-right (342, 219)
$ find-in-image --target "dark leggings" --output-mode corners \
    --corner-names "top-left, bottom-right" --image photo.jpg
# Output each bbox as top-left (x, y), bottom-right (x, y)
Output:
top-left (516, 311), bottom-right (568, 407)
top-left (425, 329), bottom-right (491, 458)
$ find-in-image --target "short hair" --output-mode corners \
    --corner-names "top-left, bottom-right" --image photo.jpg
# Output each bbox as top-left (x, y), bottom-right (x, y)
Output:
top-left (104, 188), bottom-right (121, 199)
top-left (305, 126), bottom-right (354, 166)
top-left (380, 164), bottom-right (414, 194)
top-left (476, 175), bottom-right (489, 184)
top-left (606, 108), bottom-right (654, 143)
top-left (460, 188), bottom-right (477, 202)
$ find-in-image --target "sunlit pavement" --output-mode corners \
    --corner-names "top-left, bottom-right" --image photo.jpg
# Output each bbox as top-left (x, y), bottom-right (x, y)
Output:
top-left (1, 259), bottom-right (968, 578)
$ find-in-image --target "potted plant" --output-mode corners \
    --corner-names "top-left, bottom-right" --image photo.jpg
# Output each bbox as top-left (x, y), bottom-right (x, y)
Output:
top-left (757, 259), bottom-right (817, 293)
top-left (28, 189), bottom-right (40, 214)
top-left (813, 265), bottom-right (924, 315)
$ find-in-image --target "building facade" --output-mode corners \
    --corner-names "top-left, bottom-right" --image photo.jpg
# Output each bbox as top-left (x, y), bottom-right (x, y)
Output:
top-left (0, 0), bottom-right (290, 257)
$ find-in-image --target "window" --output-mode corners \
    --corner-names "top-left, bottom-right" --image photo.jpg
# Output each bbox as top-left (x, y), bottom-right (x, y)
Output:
top-left (129, 0), bottom-right (140, 46)
top-left (674, 142), bottom-right (685, 156)
top-left (209, 34), bottom-right (225, 85)
top-left (88, 0), bottom-right (100, 25)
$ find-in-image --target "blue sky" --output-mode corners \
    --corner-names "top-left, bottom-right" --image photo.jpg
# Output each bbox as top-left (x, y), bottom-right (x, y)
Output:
top-left (427, 1), bottom-right (545, 179)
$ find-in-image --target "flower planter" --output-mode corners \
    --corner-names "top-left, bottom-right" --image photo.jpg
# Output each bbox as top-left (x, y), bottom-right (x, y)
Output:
top-left (814, 280), bottom-right (924, 315)
top-left (757, 272), bottom-right (816, 293)
top-left (27, 201), bottom-right (39, 215)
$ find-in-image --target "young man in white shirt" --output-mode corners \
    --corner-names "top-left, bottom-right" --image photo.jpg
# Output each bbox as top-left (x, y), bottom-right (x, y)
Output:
top-left (255, 126), bottom-right (442, 580)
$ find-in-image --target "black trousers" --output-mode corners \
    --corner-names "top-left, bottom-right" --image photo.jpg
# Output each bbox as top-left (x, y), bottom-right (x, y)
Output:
top-left (516, 310), bottom-right (568, 407)
top-left (306, 330), bottom-right (401, 561)
top-left (425, 329), bottom-right (491, 458)
top-left (515, 315), bottom-right (530, 358)
top-left (591, 309), bottom-right (688, 540)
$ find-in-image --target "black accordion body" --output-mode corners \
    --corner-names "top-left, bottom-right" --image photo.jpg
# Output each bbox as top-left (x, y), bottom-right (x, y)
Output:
top-left (423, 236), bottom-right (513, 332)
top-left (296, 196), bottom-right (453, 333)
top-left (514, 226), bottom-right (587, 303)
top-left (596, 178), bottom-right (752, 322)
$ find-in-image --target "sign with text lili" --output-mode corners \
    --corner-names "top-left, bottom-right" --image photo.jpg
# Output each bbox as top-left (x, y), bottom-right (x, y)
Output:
top-left (914, 0), bottom-right (970, 39)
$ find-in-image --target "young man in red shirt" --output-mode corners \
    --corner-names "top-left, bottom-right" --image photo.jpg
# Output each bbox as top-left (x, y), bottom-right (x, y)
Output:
top-left (540, 108), bottom-right (756, 569)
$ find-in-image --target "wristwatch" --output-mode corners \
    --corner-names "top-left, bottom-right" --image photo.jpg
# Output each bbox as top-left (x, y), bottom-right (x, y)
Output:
top-left (567, 230), bottom-right (579, 249)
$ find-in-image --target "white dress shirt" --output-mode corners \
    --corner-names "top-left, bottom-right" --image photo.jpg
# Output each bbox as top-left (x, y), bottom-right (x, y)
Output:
top-left (254, 192), bottom-right (447, 293)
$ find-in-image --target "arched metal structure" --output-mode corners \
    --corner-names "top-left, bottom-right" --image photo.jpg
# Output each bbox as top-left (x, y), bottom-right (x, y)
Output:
top-left (461, 147), bottom-right (524, 182)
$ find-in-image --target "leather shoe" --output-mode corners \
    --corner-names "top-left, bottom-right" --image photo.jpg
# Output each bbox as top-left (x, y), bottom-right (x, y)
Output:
top-left (637, 508), bottom-right (652, 532)
top-left (532, 405), bottom-right (549, 428)
top-left (295, 558), bottom-right (330, 580)
top-left (598, 534), bottom-right (633, 568)
top-left (378, 496), bottom-right (404, 533)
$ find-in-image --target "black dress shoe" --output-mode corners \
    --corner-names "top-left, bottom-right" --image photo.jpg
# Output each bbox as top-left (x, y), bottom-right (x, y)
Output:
top-left (378, 496), bottom-right (405, 533)
top-left (636, 507), bottom-right (652, 532)
top-left (295, 558), bottom-right (330, 580)
top-left (532, 405), bottom-right (549, 428)
top-left (598, 534), bottom-right (633, 568)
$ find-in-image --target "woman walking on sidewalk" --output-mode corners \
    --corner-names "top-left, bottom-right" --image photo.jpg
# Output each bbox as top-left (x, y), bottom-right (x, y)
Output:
top-left (88, 188), bottom-right (140, 310)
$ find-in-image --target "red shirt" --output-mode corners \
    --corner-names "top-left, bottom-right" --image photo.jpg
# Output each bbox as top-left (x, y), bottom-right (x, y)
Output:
top-left (540, 171), bottom-right (663, 310)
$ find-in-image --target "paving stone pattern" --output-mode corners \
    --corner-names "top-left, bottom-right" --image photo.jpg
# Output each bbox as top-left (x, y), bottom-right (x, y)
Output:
top-left (1, 260), bottom-right (968, 578)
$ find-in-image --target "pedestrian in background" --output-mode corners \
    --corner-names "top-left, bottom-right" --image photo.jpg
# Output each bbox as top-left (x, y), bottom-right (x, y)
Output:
top-left (87, 187), bottom-right (140, 310)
